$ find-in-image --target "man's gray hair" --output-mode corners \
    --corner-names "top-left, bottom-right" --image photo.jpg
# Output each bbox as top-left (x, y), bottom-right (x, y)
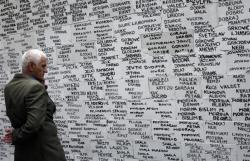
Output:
top-left (21, 49), bottom-right (47, 71)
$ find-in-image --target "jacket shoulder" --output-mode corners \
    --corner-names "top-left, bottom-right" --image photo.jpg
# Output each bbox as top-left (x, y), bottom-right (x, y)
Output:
top-left (4, 77), bottom-right (44, 94)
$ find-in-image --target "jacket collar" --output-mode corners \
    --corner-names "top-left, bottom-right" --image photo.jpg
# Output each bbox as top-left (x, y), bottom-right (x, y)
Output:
top-left (14, 73), bottom-right (32, 79)
top-left (14, 73), bottom-right (47, 89)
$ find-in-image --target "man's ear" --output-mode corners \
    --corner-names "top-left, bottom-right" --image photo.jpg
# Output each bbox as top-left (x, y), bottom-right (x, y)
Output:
top-left (27, 62), bottom-right (35, 72)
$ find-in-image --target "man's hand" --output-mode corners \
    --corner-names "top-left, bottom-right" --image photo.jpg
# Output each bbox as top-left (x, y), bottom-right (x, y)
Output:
top-left (2, 128), bottom-right (13, 144)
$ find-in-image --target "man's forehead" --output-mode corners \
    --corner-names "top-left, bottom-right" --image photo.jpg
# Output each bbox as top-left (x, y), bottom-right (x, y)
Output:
top-left (41, 55), bottom-right (47, 60)
top-left (40, 56), bottom-right (48, 63)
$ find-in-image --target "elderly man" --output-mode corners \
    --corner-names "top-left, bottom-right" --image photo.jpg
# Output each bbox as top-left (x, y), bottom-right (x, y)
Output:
top-left (3, 49), bottom-right (66, 161)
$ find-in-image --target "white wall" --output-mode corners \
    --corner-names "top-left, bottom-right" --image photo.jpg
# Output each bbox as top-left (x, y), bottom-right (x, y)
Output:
top-left (1, 0), bottom-right (250, 161)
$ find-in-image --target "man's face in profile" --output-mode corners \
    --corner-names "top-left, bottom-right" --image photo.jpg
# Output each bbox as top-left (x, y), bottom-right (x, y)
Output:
top-left (32, 56), bottom-right (48, 81)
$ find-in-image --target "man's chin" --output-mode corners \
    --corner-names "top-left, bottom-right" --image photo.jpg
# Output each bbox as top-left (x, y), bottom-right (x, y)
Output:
top-left (33, 76), bottom-right (44, 83)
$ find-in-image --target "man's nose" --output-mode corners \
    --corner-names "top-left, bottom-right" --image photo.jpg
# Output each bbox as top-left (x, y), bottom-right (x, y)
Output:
top-left (44, 67), bottom-right (48, 73)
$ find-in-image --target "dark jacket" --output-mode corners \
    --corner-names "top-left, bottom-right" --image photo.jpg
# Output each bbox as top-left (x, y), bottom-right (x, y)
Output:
top-left (4, 73), bottom-right (66, 161)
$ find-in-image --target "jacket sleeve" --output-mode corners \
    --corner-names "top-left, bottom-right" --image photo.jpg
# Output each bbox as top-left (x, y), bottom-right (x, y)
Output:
top-left (12, 83), bottom-right (47, 144)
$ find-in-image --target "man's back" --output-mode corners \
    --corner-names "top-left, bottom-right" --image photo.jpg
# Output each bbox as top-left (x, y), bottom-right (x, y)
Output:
top-left (4, 73), bottom-right (66, 161)
top-left (4, 74), bottom-right (46, 130)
